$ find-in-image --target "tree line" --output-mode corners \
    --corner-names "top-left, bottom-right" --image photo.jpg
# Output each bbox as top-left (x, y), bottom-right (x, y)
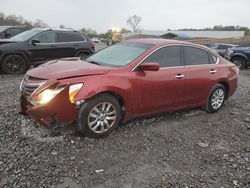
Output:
top-left (0, 12), bottom-right (49, 28)
top-left (1, 12), bottom-right (249, 36)
top-left (177, 25), bottom-right (250, 33)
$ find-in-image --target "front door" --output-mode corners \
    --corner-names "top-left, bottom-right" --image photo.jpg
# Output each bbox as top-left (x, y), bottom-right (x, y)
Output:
top-left (28, 31), bottom-right (58, 63)
top-left (131, 46), bottom-right (185, 114)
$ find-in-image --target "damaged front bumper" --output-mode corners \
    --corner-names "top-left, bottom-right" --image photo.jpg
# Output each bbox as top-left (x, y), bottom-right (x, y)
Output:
top-left (20, 86), bottom-right (78, 128)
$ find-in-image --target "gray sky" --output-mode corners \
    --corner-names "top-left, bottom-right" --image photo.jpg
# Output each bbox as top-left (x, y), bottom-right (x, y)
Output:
top-left (1, 0), bottom-right (250, 33)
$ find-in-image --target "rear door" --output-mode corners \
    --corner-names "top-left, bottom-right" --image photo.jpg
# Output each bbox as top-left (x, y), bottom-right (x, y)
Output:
top-left (131, 46), bottom-right (185, 114)
top-left (183, 46), bottom-right (218, 108)
top-left (55, 32), bottom-right (85, 58)
top-left (28, 31), bottom-right (58, 63)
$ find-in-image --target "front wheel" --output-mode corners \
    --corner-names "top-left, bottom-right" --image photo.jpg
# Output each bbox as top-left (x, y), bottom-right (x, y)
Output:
top-left (206, 84), bottom-right (226, 113)
top-left (76, 94), bottom-right (122, 138)
top-left (231, 57), bottom-right (246, 69)
top-left (1, 54), bottom-right (28, 75)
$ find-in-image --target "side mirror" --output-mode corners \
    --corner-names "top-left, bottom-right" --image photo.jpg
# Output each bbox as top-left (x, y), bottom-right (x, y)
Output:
top-left (31, 39), bottom-right (40, 45)
top-left (139, 62), bottom-right (160, 71)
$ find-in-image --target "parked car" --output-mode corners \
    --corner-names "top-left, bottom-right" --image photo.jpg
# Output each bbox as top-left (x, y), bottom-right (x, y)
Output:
top-left (20, 39), bottom-right (239, 138)
top-left (0, 25), bottom-right (31, 39)
top-left (0, 28), bottom-right (95, 75)
top-left (204, 43), bottom-right (239, 57)
top-left (225, 47), bottom-right (250, 69)
top-left (91, 37), bottom-right (99, 43)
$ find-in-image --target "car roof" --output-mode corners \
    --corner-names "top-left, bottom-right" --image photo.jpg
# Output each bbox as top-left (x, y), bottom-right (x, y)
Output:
top-left (0, 25), bottom-right (30, 29)
top-left (122, 38), bottom-right (205, 48)
top-left (122, 38), bottom-right (219, 56)
top-left (31, 28), bottom-right (79, 33)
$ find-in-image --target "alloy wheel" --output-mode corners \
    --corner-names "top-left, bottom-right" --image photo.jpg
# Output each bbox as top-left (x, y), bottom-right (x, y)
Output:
top-left (5, 55), bottom-right (26, 74)
top-left (211, 88), bottom-right (225, 110)
top-left (88, 102), bottom-right (117, 134)
top-left (233, 59), bottom-right (244, 69)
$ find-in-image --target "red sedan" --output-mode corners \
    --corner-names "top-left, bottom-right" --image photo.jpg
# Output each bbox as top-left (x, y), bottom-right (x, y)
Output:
top-left (20, 39), bottom-right (239, 137)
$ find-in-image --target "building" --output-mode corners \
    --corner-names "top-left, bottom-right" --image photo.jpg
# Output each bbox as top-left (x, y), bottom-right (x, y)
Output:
top-left (122, 30), bottom-right (245, 41)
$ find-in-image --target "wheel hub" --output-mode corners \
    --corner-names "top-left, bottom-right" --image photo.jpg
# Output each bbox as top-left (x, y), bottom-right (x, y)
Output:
top-left (88, 102), bottom-right (117, 134)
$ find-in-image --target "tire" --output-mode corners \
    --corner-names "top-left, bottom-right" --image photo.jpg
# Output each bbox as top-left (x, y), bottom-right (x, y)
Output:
top-left (76, 94), bottom-right (122, 138)
top-left (77, 52), bottom-right (89, 60)
top-left (206, 84), bottom-right (226, 113)
top-left (1, 54), bottom-right (28, 75)
top-left (231, 57), bottom-right (247, 69)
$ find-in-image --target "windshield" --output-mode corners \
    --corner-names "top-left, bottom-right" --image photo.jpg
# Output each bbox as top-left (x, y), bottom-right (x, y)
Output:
top-left (86, 43), bottom-right (153, 67)
top-left (0, 26), bottom-right (9, 33)
top-left (8, 30), bottom-right (40, 41)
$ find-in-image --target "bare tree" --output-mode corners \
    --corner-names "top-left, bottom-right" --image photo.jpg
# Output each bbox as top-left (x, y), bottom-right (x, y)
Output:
top-left (59, 24), bottom-right (65, 29)
top-left (33, 19), bottom-right (49, 28)
top-left (126, 15), bottom-right (142, 32)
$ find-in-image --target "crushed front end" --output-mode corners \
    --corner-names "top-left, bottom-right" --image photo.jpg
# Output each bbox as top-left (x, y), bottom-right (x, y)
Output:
top-left (20, 75), bottom-right (80, 128)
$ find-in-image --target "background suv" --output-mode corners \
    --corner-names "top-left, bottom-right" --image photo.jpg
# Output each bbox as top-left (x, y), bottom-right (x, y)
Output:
top-left (225, 47), bottom-right (250, 69)
top-left (0, 28), bottom-right (95, 74)
top-left (0, 25), bottom-right (31, 39)
top-left (204, 43), bottom-right (239, 57)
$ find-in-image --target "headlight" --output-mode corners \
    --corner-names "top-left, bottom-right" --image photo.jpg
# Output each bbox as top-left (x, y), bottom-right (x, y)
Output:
top-left (69, 83), bottom-right (83, 103)
top-left (34, 87), bottom-right (65, 105)
top-left (31, 83), bottom-right (83, 105)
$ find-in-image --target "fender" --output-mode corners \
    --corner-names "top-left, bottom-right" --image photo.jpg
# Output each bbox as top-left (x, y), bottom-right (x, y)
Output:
top-left (76, 86), bottom-right (131, 111)
top-left (71, 75), bottom-right (132, 112)
top-left (0, 51), bottom-right (30, 66)
top-left (231, 53), bottom-right (248, 61)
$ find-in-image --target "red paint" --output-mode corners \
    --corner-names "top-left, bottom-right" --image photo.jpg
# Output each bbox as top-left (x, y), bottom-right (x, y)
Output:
top-left (21, 39), bottom-right (239, 127)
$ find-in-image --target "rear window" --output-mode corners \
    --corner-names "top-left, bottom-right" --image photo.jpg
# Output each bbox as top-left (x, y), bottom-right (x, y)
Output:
top-left (184, 46), bottom-right (210, 66)
top-left (57, 33), bottom-right (85, 42)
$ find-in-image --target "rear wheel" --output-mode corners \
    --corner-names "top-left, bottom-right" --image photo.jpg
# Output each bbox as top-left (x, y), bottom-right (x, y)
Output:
top-left (77, 52), bottom-right (89, 60)
top-left (1, 54), bottom-right (28, 75)
top-left (76, 94), bottom-right (122, 138)
top-left (231, 57), bottom-right (246, 69)
top-left (206, 84), bottom-right (226, 113)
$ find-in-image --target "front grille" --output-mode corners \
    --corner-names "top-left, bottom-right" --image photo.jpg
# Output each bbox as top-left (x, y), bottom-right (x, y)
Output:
top-left (21, 75), bottom-right (47, 98)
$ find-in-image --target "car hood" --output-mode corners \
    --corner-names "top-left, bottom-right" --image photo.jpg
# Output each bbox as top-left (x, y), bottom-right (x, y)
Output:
top-left (231, 47), bottom-right (250, 51)
top-left (27, 57), bottom-right (112, 80)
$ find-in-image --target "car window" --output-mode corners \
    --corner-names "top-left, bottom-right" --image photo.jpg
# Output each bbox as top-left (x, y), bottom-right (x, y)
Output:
top-left (184, 46), bottom-right (210, 66)
top-left (143, 46), bottom-right (181, 67)
top-left (209, 54), bottom-right (218, 64)
top-left (86, 42), bottom-right (153, 67)
top-left (5, 28), bottom-right (21, 38)
top-left (57, 33), bottom-right (85, 42)
top-left (207, 44), bottom-right (218, 50)
top-left (34, 32), bottom-right (56, 43)
top-left (217, 45), bottom-right (230, 50)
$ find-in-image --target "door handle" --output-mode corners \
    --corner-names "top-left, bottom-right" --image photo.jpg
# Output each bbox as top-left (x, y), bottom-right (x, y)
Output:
top-left (209, 69), bottom-right (216, 74)
top-left (50, 45), bottom-right (56, 48)
top-left (175, 74), bottom-right (185, 79)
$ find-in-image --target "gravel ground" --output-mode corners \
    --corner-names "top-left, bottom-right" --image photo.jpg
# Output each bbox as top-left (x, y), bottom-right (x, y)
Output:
top-left (0, 69), bottom-right (250, 188)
